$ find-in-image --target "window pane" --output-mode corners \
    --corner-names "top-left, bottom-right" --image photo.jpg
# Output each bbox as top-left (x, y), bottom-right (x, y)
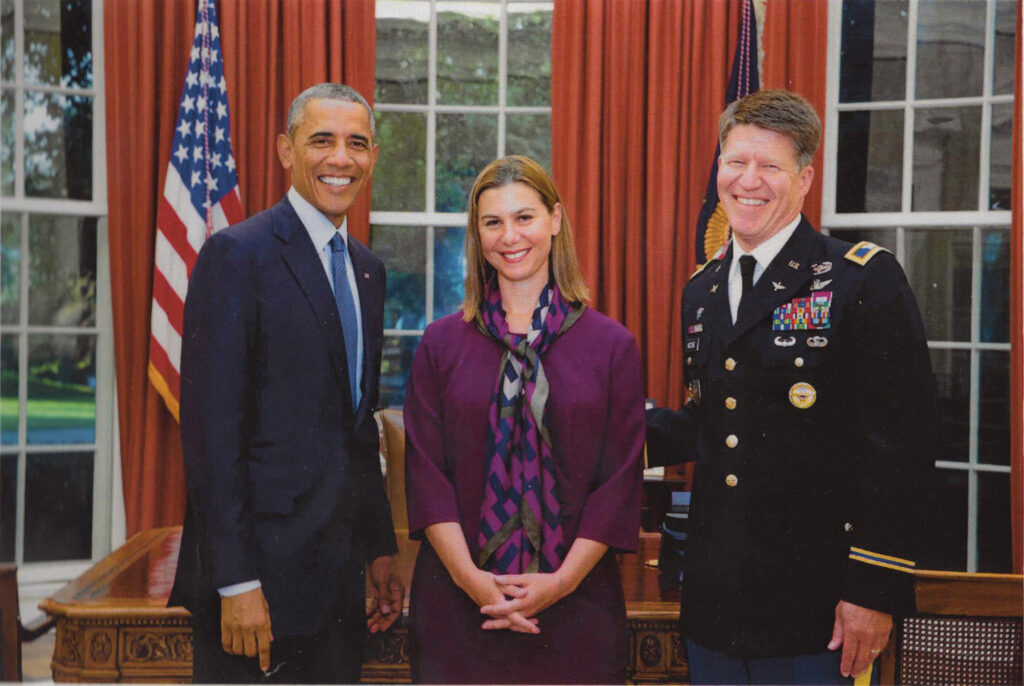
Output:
top-left (24, 0), bottom-right (92, 89)
top-left (436, 113), bottom-right (497, 212)
top-left (977, 471), bottom-right (1011, 573)
top-left (437, 2), bottom-right (499, 106)
top-left (371, 225), bottom-right (425, 330)
top-left (989, 103), bottom-right (1012, 211)
top-left (904, 229), bottom-right (972, 341)
top-left (980, 229), bottom-right (1010, 343)
top-left (992, 0), bottom-right (1016, 95)
top-left (26, 333), bottom-right (96, 445)
top-left (1, 335), bottom-right (17, 445)
top-left (929, 348), bottom-right (970, 463)
top-left (839, 0), bottom-right (908, 103)
top-left (380, 335), bottom-right (420, 408)
top-left (434, 226), bottom-right (466, 319)
top-left (1, 0), bottom-right (12, 83)
top-left (28, 215), bottom-right (96, 327)
top-left (912, 107), bottom-right (980, 212)
top-left (978, 351), bottom-right (1009, 466)
top-left (506, 113), bottom-right (551, 172)
top-left (915, 0), bottom-right (984, 99)
top-left (24, 89), bottom-right (92, 199)
top-left (372, 112), bottom-right (427, 212)
top-left (507, 3), bottom-right (552, 107)
top-left (23, 450), bottom-right (92, 562)
top-left (0, 454), bottom-right (14, 561)
top-left (375, 1), bottom-right (429, 104)
top-left (1, 88), bottom-right (12, 196)
top-left (836, 110), bottom-right (903, 213)
top-left (1, 213), bottom-right (19, 324)
top-left (920, 468), bottom-right (967, 570)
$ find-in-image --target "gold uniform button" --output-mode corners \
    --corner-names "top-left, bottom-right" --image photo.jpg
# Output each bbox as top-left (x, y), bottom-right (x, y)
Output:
top-left (794, 357), bottom-right (805, 367)
top-left (724, 358), bottom-right (737, 371)
top-left (725, 397), bottom-right (737, 410)
top-left (844, 522), bottom-right (853, 532)
top-left (687, 356), bottom-right (693, 366)
top-left (725, 434), bottom-right (738, 448)
top-left (725, 474), bottom-right (738, 487)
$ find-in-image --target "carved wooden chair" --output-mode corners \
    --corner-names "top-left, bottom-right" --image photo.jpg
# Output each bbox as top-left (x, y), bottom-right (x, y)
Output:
top-left (1, 563), bottom-right (56, 681)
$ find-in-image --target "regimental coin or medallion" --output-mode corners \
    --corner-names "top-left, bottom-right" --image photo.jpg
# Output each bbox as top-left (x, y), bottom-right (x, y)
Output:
top-left (789, 382), bottom-right (817, 409)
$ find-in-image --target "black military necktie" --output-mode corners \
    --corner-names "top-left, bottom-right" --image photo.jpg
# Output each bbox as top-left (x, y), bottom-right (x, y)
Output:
top-left (739, 254), bottom-right (757, 308)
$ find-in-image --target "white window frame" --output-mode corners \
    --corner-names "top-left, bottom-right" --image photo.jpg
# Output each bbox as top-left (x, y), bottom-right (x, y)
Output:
top-left (372, 0), bottom-right (553, 350)
top-left (1, 0), bottom-right (122, 598)
top-left (822, 0), bottom-right (1013, 572)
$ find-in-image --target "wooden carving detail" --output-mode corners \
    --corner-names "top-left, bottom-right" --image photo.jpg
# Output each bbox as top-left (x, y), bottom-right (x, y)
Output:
top-left (364, 627), bottom-right (409, 664)
top-left (640, 633), bottom-right (663, 667)
top-left (59, 625), bottom-right (83, 665)
top-left (89, 631), bottom-right (114, 664)
top-left (123, 630), bottom-right (194, 664)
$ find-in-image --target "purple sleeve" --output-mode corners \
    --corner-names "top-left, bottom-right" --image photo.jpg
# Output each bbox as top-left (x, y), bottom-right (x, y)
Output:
top-left (575, 332), bottom-right (645, 553)
top-left (404, 329), bottom-right (462, 539)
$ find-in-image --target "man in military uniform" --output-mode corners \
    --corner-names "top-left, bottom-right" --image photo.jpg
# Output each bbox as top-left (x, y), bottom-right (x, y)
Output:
top-left (647, 89), bottom-right (937, 684)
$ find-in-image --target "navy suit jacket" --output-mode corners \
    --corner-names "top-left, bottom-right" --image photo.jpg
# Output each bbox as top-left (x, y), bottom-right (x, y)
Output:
top-left (169, 197), bottom-right (397, 638)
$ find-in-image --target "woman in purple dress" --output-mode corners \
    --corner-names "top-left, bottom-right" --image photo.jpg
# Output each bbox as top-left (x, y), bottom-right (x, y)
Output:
top-left (404, 155), bottom-right (646, 683)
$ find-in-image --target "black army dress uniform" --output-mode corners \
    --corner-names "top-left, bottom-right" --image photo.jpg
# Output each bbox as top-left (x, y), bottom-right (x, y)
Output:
top-left (647, 215), bottom-right (937, 658)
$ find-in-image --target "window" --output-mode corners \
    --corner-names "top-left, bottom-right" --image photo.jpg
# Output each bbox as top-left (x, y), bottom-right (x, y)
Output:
top-left (823, 0), bottom-right (1015, 572)
top-left (373, 0), bottom-right (553, 406)
top-left (1, 0), bottom-right (116, 583)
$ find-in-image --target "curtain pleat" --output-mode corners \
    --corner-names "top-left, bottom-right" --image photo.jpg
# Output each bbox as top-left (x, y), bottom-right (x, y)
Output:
top-left (104, 0), bottom-right (376, 536)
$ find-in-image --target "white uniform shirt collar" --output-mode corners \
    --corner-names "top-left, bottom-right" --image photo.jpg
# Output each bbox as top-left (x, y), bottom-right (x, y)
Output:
top-left (288, 186), bottom-right (349, 250)
top-left (728, 214), bottom-right (803, 284)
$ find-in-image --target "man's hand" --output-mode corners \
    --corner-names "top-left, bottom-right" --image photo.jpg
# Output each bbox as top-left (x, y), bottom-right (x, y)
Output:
top-left (828, 600), bottom-right (892, 678)
top-left (366, 555), bottom-right (405, 633)
top-left (220, 587), bottom-right (274, 671)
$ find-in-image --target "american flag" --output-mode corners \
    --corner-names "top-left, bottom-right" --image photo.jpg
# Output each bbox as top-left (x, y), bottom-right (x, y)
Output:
top-left (149, 0), bottom-right (243, 421)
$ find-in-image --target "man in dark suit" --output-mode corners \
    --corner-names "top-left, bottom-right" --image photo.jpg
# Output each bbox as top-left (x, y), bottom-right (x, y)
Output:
top-left (169, 83), bottom-right (403, 683)
top-left (647, 90), bottom-right (937, 684)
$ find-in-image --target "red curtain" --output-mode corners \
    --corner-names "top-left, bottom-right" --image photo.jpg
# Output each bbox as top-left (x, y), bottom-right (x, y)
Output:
top-left (551, 0), bottom-right (827, 411)
top-left (104, 0), bottom-right (376, 536)
top-left (1010, 1), bottom-right (1022, 575)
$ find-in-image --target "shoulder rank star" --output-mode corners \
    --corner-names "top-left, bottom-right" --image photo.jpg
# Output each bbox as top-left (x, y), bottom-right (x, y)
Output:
top-left (772, 281), bottom-right (785, 291)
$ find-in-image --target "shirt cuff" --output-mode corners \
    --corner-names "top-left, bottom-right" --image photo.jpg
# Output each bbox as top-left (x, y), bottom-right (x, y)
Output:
top-left (218, 580), bottom-right (261, 597)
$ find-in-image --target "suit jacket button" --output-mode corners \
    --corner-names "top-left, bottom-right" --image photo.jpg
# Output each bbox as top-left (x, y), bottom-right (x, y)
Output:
top-left (725, 397), bottom-right (737, 410)
top-left (725, 434), bottom-right (738, 448)
top-left (724, 358), bottom-right (737, 371)
top-left (725, 474), bottom-right (738, 487)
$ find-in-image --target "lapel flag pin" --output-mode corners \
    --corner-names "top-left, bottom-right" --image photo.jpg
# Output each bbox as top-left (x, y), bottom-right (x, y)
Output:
top-left (363, 272), bottom-right (370, 279)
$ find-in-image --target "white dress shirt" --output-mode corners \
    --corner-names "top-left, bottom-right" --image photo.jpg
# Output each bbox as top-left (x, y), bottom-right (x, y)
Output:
top-left (727, 215), bottom-right (802, 324)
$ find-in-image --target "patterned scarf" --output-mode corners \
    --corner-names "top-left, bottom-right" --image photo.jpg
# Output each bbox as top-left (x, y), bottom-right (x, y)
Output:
top-left (476, 277), bottom-right (584, 574)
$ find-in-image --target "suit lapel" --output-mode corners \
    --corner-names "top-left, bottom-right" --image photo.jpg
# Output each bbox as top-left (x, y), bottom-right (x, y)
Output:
top-left (728, 217), bottom-right (819, 344)
top-left (273, 199), bottom-right (357, 417)
top-left (701, 246), bottom-right (734, 343)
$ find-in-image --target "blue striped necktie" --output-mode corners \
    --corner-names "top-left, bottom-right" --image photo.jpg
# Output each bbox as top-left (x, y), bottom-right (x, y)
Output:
top-left (329, 233), bottom-right (360, 408)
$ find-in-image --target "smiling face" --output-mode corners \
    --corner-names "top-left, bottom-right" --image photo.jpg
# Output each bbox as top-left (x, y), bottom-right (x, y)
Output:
top-left (477, 182), bottom-right (562, 293)
top-left (717, 124), bottom-right (814, 252)
top-left (276, 98), bottom-right (378, 227)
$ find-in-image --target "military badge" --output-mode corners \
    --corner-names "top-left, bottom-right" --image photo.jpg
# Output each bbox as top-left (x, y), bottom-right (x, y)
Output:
top-left (789, 382), bottom-right (816, 409)
top-left (788, 260), bottom-right (800, 269)
top-left (812, 261), bottom-right (832, 275)
top-left (688, 323), bottom-right (704, 334)
top-left (696, 306), bottom-right (704, 320)
top-left (685, 337), bottom-right (700, 352)
top-left (810, 278), bottom-right (832, 290)
top-left (774, 336), bottom-right (797, 347)
top-left (772, 291), bottom-right (832, 330)
top-left (807, 336), bottom-right (828, 348)
top-left (772, 281), bottom-right (785, 291)
top-left (688, 380), bottom-right (702, 404)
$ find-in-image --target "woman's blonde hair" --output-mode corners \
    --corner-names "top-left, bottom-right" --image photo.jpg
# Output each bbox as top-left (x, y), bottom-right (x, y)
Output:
top-left (461, 155), bottom-right (589, 322)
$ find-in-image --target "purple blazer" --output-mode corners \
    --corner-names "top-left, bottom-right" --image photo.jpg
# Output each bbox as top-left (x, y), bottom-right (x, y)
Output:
top-left (404, 307), bottom-right (645, 683)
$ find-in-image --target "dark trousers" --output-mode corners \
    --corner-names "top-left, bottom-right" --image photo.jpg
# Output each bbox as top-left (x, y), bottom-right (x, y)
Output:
top-left (686, 639), bottom-right (879, 686)
top-left (192, 567), bottom-right (367, 684)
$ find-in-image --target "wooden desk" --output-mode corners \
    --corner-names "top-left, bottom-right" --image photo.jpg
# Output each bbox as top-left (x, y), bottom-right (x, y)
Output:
top-left (41, 527), bottom-right (685, 683)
